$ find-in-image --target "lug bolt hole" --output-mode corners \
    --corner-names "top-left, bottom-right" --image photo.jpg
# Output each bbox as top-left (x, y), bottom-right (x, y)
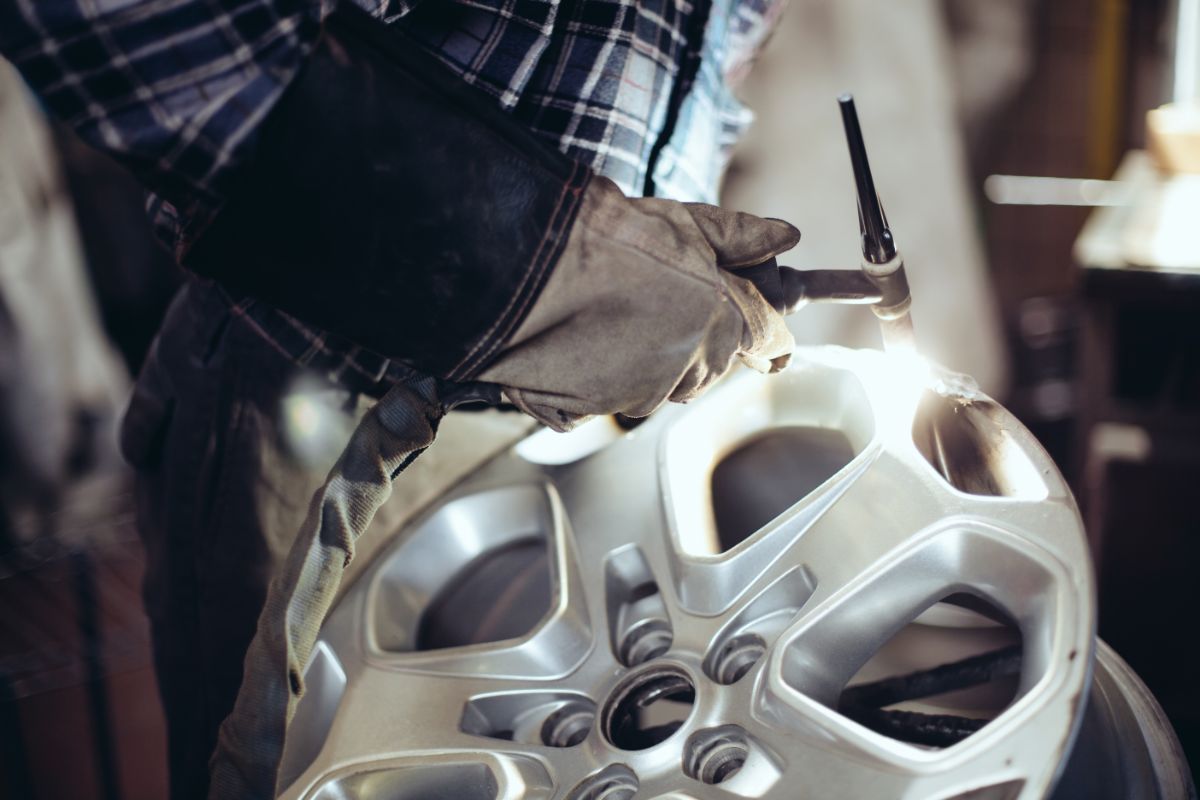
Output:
top-left (711, 633), bottom-right (766, 685)
top-left (541, 701), bottom-right (595, 748)
top-left (566, 764), bottom-right (639, 800)
top-left (684, 726), bottom-right (750, 785)
top-left (618, 618), bottom-right (672, 667)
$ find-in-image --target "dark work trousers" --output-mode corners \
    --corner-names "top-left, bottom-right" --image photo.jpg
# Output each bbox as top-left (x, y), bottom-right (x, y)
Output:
top-left (119, 280), bottom-right (352, 800)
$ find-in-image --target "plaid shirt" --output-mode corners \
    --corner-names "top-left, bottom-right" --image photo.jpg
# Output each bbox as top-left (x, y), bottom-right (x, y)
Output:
top-left (1, 0), bottom-right (781, 394)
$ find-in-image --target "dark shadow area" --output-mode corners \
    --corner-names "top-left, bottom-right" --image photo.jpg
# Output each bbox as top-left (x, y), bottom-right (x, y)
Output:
top-left (836, 594), bottom-right (1023, 750)
top-left (711, 426), bottom-right (856, 550)
top-left (417, 539), bottom-right (551, 650)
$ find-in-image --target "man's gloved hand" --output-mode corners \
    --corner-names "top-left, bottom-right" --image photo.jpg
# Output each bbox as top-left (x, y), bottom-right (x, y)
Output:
top-left (183, 7), bottom-right (800, 433)
top-left (478, 177), bottom-right (799, 431)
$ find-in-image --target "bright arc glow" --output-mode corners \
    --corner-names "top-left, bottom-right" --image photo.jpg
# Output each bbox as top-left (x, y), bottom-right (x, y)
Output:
top-left (869, 345), bottom-right (933, 440)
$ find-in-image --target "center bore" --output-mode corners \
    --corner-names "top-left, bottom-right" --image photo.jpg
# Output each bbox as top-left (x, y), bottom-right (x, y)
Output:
top-left (602, 665), bottom-right (696, 751)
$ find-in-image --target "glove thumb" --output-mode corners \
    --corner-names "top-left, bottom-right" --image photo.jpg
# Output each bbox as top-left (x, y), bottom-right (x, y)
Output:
top-left (683, 205), bottom-right (801, 268)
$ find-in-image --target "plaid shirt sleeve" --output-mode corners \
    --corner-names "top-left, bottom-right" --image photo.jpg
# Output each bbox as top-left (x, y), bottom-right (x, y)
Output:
top-left (0, 0), bottom-right (325, 224)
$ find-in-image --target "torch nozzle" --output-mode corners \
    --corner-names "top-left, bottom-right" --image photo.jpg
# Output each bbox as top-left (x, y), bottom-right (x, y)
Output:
top-left (837, 94), bottom-right (914, 349)
top-left (838, 95), bottom-right (896, 265)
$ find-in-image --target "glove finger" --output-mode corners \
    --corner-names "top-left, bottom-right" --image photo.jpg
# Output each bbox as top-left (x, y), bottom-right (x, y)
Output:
top-left (732, 258), bottom-right (785, 313)
top-left (502, 387), bottom-right (593, 432)
top-left (667, 362), bottom-right (707, 403)
top-left (683, 204), bottom-right (801, 269)
top-left (737, 351), bottom-right (773, 374)
top-left (739, 350), bottom-right (792, 374)
top-left (667, 351), bottom-right (731, 404)
top-left (723, 273), bottom-right (795, 372)
top-left (769, 352), bottom-right (792, 373)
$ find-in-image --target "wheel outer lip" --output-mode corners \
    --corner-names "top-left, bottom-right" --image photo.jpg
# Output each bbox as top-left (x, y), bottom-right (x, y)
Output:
top-left (278, 346), bottom-right (1096, 800)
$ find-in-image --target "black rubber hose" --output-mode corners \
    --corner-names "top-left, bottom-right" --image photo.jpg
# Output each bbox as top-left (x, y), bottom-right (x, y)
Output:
top-left (839, 645), bottom-right (1022, 710)
top-left (839, 707), bottom-right (989, 748)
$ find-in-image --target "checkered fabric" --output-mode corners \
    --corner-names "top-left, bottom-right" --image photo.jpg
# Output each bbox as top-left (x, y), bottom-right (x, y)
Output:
top-left (0, 0), bottom-right (324, 229)
top-left (1, 0), bottom-right (781, 394)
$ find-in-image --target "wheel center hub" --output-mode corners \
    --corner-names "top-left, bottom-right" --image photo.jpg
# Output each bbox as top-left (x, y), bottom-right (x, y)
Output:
top-left (601, 664), bottom-right (696, 751)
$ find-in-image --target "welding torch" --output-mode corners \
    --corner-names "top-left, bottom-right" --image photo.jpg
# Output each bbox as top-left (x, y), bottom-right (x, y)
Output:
top-left (751, 94), bottom-right (915, 350)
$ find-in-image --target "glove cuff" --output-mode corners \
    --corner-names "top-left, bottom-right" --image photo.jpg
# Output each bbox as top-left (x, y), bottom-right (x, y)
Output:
top-left (184, 5), bottom-right (591, 380)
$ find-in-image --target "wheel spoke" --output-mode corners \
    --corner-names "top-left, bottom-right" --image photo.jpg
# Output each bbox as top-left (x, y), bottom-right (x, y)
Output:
top-left (361, 484), bottom-right (594, 682)
top-left (279, 744), bottom-right (558, 800)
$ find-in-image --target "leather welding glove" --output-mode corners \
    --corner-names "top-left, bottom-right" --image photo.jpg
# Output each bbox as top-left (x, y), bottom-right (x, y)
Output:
top-left (478, 178), bottom-right (798, 431)
top-left (184, 6), bottom-right (796, 430)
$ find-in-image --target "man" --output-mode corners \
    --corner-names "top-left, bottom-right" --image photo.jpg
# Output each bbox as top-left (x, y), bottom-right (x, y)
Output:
top-left (1, 0), bottom-right (799, 796)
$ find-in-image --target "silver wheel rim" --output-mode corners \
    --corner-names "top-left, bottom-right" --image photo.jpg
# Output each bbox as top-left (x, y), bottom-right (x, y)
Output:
top-left (278, 346), bottom-right (1095, 800)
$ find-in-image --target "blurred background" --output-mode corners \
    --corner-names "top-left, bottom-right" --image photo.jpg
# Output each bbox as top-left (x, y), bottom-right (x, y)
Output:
top-left (1, 0), bottom-right (1197, 796)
